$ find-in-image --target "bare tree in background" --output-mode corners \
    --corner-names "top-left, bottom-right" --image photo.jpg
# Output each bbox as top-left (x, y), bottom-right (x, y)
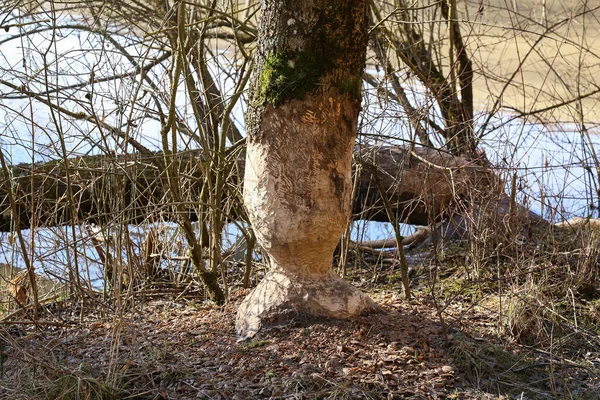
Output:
top-left (0, 0), bottom-right (259, 306)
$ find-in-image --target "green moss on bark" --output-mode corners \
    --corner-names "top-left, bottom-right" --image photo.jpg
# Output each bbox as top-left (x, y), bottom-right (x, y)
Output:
top-left (255, 51), bottom-right (326, 107)
top-left (251, 1), bottom-right (368, 109)
top-left (255, 49), bottom-right (363, 107)
top-left (338, 76), bottom-right (362, 99)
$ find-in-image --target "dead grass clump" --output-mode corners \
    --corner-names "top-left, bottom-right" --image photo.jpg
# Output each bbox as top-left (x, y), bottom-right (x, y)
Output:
top-left (0, 353), bottom-right (122, 400)
top-left (503, 286), bottom-right (555, 346)
top-left (448, 332), bottom-right (542, 396)
top-left (497, 241), bottom-right (599, 347)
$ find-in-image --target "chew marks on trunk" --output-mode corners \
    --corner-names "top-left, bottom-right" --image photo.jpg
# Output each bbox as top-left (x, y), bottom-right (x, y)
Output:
top-left (236, 0), bottom-right (379, 339)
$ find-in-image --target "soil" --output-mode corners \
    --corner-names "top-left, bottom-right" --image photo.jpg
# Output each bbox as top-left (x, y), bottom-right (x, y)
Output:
top-left (1, 262), bottom-right (599, 399)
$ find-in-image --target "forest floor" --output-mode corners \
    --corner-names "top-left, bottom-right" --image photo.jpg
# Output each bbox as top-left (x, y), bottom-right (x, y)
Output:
top-left (1, 245), bottom-right (600, 400)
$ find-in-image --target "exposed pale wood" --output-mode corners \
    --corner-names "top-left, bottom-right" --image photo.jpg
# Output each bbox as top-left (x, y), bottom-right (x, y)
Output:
top-left (555, 217), bottom-right (600, 231)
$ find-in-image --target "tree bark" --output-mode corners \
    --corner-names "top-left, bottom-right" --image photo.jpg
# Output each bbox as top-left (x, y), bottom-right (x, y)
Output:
top-left (236, 0), bottom-right (379, 339)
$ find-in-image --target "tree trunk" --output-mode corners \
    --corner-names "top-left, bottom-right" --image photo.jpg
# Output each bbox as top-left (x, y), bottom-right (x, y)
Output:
top-left (236, 0), bottom-right (378, 339)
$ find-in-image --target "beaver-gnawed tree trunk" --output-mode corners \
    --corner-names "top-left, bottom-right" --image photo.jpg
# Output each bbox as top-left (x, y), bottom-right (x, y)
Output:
top-left (235, 0), bottom-right (379, 339)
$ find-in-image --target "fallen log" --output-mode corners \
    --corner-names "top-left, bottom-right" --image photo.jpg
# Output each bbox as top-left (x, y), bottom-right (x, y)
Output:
top-left (352, 146), bottom-right (499, 225)
top-left (351, 226), bottom-right (431, 250)
top-left (555, 217), bottom-right (600, 231)
top-left (0, 145), bottom-right (543, 234)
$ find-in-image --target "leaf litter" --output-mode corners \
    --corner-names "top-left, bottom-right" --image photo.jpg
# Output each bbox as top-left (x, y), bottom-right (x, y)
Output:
top-left (0, 286), bottom-right (598, 399)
